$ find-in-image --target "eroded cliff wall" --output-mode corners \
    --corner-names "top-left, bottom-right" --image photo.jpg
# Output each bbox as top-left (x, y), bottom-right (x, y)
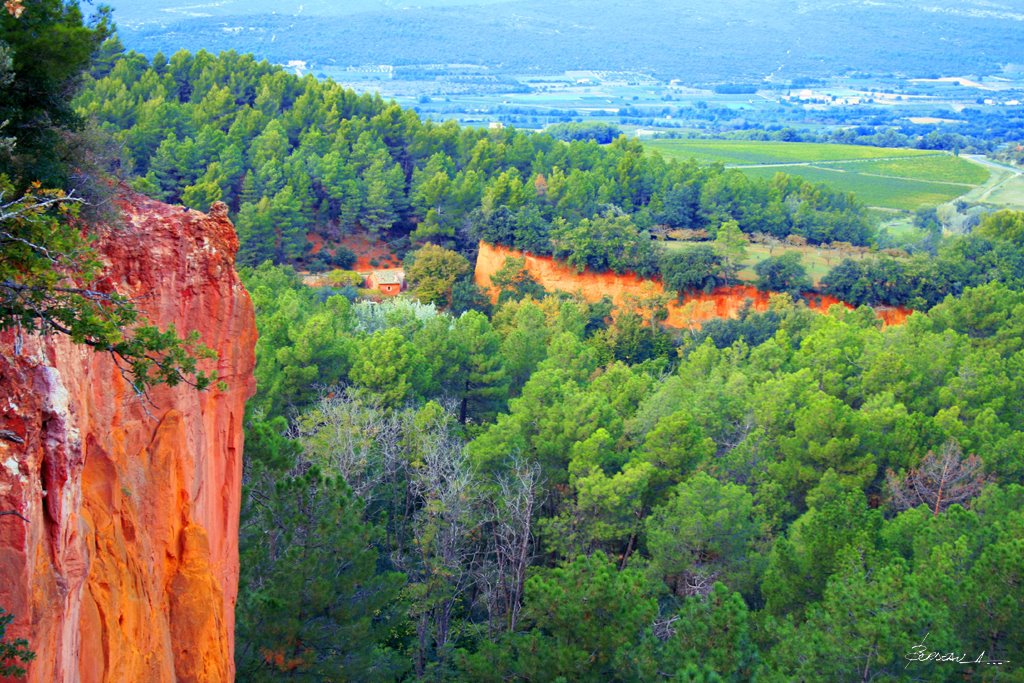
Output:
top-left (475, 241), bottom-right (911, 327)
top-left (0, 195), bottom-right (256, 682)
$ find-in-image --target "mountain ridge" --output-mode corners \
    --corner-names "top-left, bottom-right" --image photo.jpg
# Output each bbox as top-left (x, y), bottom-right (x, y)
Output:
top-left (108, 0), bottom-right (1023, 82)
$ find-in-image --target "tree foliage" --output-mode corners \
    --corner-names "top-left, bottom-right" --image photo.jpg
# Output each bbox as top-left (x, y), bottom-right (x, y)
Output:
top-left (236, 249), bottom-right (1024, 680)
top-left (405, 243), bottom-right (471, 307)
top-left (489, 256), bottom-right (545, 304)
top-left (660, 245), bottom-right (725, 295)
top-left (71, 38), bottom-right (1024, 683)
top-left (76, 47), bottom-right (884, 285)
top-left (237, 462), bottom-right (406, 681)
top-left (753, 252), bottom-right (810, 298)
top-left (1, 0), bottom-right (110, 188)
top-left (0, 607), bottom-right (34, 679)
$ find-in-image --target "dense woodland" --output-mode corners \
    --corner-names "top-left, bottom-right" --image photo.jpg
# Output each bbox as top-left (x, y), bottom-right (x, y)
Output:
top-left (76, 48), bottom-right (1024, 310)
top-left (70, 44), bottom-right (1024, 681)
top-left (75, 47), bottom-right (879, 275)
top-left (236, 262), bottom-right (1024, 681)
top-left (4, 5), bottom-right (1024, 680)
top-left (76, 47), bottom-right (1023, 681)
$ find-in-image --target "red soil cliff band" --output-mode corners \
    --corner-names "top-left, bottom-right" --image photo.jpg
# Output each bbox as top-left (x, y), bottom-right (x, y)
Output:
top-left (474, 241), bottom-right (911, 328)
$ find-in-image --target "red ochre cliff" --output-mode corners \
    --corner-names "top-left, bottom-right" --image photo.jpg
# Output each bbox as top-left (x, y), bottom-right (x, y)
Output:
top-left (475, 241), bottom-right (911, 327)
top-left (0, 195), bottom-right (256, 682)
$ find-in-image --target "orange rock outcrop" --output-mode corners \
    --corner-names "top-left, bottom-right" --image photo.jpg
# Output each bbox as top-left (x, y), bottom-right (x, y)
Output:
top-left (475, 241), bottom-right (911, 327)
top-left (0, 195), bottom-right (256, 682)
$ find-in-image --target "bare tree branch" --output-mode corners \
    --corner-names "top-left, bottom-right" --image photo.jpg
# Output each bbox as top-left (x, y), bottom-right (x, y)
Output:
top-left (0, 510), bottom-right (30, 523)
top-left (886, 440), bottom-right (989, 515)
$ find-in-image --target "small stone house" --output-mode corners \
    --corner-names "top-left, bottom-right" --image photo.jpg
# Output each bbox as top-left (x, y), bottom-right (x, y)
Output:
top-left (366, 269), bottom-right (405, 295)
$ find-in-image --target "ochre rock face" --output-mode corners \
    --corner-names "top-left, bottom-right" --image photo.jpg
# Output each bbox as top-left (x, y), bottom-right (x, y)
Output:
top-left (0, 195), bottom-right (256, 682)
top-left (475, 241), bottom-right (911, 327)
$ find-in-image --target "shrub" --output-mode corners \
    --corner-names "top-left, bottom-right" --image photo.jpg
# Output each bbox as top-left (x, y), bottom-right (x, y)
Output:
top-left (330, 245), bottom-right (356, 269)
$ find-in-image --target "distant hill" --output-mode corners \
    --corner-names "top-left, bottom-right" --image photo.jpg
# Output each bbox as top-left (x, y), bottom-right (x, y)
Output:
top-left (107, 0), bottom-right (512, 23)
top-left (107, 0), bottom-right (1023, 83)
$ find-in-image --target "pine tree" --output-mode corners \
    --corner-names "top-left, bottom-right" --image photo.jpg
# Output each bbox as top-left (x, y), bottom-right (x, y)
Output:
top-left (236, 462), bottom-right (406, 681)
top-left (453, 310), bottom-right (508, 423)
top-left (360, 171), bottom-right (398, 236)
top-left (270, 185), bottom-right (307, 261)
top-left (235, 197), bottom-right (275, 266)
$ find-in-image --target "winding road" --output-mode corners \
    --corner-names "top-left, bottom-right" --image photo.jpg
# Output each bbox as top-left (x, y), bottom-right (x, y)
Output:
top-left (962, 154), bottom-right (1024, 205)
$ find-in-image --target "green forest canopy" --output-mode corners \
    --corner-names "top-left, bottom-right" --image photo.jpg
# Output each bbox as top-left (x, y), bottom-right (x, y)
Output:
top-left (78, 48), bottom-right (1024, 310)
top-left (76, 47), bottom-right (877, 276)
top-left (177, 45), bottom-right (1023, 677)
top-left (236, 258), bottom-right (1024, 680)
top-left (12, 23), bottom-right (1024, 680)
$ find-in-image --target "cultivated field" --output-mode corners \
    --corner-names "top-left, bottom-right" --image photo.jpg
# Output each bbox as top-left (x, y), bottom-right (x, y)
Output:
top-left (646, 140), bottom-right (992, 211)
top-left (646, 140), bottom-right (932, 165)
top-left (835, 155), bottom-right (989, 184)
top-left (740, 166), bottom-right (972, 211)
top-left (957, 157), bottom-right (1024, 210)
top-left (983, 175), bottom-right (1024, 209)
